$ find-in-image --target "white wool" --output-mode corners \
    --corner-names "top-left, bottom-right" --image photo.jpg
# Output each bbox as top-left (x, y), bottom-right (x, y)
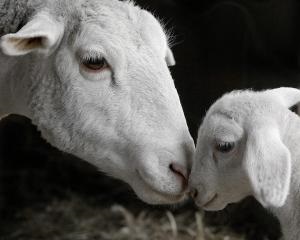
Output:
top-left (190, 87), bottom-right (300, 240)
top-left (0, 0), bottom-right (194, 205)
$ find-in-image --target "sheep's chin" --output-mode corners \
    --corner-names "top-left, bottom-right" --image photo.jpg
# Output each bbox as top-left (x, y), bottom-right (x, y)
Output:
top-left (136, 188), bottom-right (187, 205)
top-left (132, 179), bottom-right (187, 205)
top-left (203, 202), bottom-right (227, 211)
top-left (199, 197), bottom-right (228, 211)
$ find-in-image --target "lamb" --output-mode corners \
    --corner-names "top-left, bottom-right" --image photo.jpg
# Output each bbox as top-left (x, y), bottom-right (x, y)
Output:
top-left (0, 0), bottom-right (195, 205)
top-left (189, 87), bottom-right (300, 240)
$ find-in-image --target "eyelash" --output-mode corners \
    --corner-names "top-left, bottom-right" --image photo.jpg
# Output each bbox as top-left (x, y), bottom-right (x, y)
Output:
top-left (81, 55), bottom-right (101, 62)
top-left (81, 56), bottom-right (109, 71)
top-left (215, 141), bottom-right (235, 153)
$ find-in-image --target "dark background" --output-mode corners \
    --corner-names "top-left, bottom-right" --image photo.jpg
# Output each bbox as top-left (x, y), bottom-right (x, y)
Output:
top-left (1, 0), bottom-right (300, 239)
top-left (139, 0), bottom-right (300, 138)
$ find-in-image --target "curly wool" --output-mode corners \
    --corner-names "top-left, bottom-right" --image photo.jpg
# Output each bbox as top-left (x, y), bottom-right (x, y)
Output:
top-left (0, 0), bottom-right (42, 35)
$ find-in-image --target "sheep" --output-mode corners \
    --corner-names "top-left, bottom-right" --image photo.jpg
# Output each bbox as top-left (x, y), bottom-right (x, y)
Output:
top-left (189, 87), bottom-right (300, 240)
top-left (0, 0), bottom-right (195, 205)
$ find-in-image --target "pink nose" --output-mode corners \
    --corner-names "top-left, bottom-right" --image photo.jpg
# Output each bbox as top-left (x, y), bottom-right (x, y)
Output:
top-left (169, 163), bottom-right (188, 182)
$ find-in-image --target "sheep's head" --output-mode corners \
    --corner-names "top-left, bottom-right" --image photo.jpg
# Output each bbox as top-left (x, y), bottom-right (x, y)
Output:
top-left (0, 0), bottom-right (195, 204)
top-left (189, 88), bottom-right (300, 210)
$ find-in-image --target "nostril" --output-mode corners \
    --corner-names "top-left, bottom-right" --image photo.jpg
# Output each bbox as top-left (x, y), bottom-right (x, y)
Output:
top-left (169, 163), bottom-right (188, 180)
top-left (190, 188), bottom-right (198, 199)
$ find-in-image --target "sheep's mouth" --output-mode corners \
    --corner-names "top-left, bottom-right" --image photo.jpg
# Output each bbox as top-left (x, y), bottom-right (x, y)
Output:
top-left (202, 194), bottom-right (218, 208)
top-left (136, 170), bottom-right (186, 203)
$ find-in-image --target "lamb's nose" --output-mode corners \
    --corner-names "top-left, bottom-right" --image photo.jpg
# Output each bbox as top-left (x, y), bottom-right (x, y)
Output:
top-left (190, 188), bottom-right (198, 199)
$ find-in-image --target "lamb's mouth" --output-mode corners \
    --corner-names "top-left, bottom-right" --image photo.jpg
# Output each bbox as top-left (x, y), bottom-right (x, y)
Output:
top-left (202, 194), bottom-right (218, 208)
top-left (136, 170), bottom-right (186, 203)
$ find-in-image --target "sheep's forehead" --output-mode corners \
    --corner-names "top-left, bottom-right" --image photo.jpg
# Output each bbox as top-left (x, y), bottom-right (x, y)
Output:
top-left (69, 0), bottom-right (167, 50)
top-left (80, 1), bottom-right (139, 26)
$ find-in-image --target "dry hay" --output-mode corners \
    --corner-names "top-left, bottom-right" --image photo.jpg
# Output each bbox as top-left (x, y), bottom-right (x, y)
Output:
top-left (2, 195), bottom-right (244, 240)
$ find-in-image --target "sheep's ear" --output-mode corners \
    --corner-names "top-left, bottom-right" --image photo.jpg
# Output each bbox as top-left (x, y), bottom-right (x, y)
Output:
top-left (166, 47), bottom-right (176, 66)
top-left (244, 124), bottom-right (291, 208)
top-left (0, 12), bottom-right (64, 56)
top-left (266, 87), bottom-right (300, 109)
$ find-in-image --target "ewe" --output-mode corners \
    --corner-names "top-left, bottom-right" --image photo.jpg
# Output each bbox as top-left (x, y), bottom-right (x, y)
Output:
top-left (0, 0), bottom-right (195, 204)
top-left (189, 87), bottom-right (300, 240)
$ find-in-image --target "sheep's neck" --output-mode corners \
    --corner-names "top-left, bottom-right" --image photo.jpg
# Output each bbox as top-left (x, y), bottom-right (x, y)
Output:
top-left (0, 0), bottom-right (44, 118)
top-left (0, 52), bottom-right (30, 118)
top-left (271, 113), bottom-right (300, 240)
top-left (0, 0), bottom-right (43, 37)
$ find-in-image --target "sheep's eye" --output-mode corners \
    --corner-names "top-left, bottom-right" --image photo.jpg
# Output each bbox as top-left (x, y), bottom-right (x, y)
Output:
top-left (82, 57), bottom-right (109, 71)
top-left (215, 141), bottom-right (235, 153)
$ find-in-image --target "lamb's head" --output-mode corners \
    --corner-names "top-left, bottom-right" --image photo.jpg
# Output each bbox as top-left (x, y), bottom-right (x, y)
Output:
top-left (0, 0), bottom-right (194, 204)
top-left (189, 87), bottom-right (300, 210)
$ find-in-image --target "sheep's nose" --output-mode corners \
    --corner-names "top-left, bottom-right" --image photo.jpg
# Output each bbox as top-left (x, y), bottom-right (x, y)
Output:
top-left (168, 140), bottom-right (194, 179)
top-left (169, 163), bottom-right (188, 183)
top-left (190, 188), bottom-right (198, 199)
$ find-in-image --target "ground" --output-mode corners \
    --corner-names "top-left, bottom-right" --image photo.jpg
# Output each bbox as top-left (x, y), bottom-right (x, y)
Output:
top-left (1, 194), bottom-right (245, 240)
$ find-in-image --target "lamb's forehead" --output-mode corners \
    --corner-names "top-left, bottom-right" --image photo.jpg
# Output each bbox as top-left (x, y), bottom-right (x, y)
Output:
top-left (199, 111), bottom-right (243, 142)
top-left (207, 90), bottom-right (273, 119)
top-left (202, 90), bottom-right (280, 131)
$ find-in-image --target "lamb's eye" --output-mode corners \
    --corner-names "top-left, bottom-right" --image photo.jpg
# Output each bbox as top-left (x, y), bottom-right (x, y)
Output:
top-left (215, 141), bottom-right (235, 153)
top-left (82, 57), bottom-right (109, 71)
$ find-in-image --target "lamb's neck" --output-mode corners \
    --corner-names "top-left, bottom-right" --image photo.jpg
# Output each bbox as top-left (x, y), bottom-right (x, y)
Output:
top-left (272, 196), bottom-right (300, 240)
top-left (271, 113), bottom-right (300, 240)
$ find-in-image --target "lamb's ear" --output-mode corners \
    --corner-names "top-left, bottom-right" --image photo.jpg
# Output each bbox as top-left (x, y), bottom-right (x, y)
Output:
top-left (244, 124), bottom-right (291, 208)
top-left (0, 12), bottom-right (64, 56)
top-left (166, 47), bottom-right (176, 66)
top-left (266, 87), bottom-right (300, 109)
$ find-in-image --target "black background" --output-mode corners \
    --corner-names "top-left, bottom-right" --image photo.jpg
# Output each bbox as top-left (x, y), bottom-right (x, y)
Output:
top-left (1, 0), bottom-right (300, 239)
top-left (135, 0), bottom-right (300, 137)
